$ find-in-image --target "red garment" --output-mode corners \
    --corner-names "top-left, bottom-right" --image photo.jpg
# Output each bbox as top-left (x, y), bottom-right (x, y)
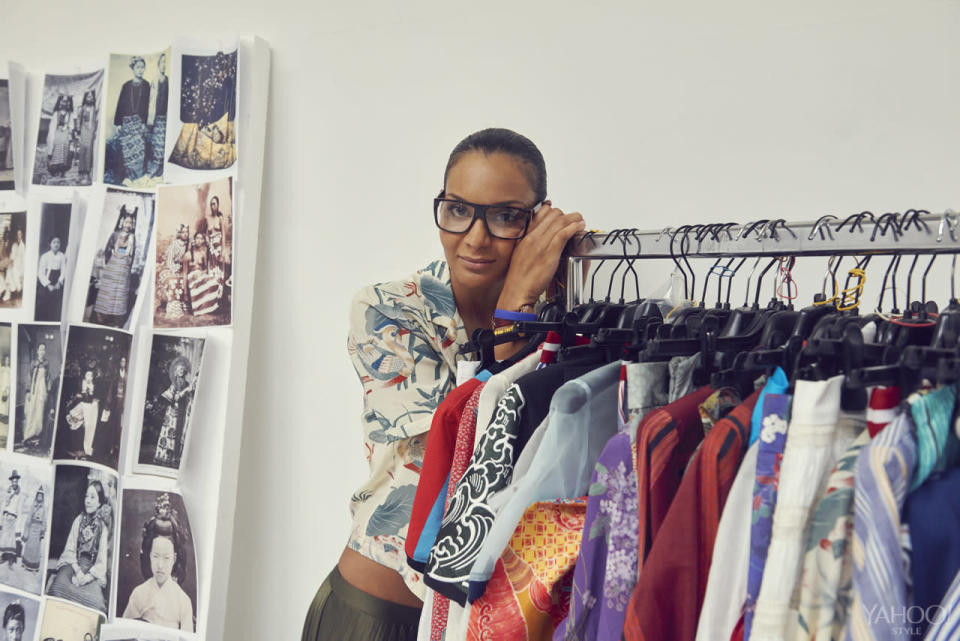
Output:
top-left (431, 384), bottom-right (486, 640)
top-left (634, 385), bottom-right (715, 566)
top-left (729, 613), bottom-right (744, 641)
top-left (866, 385), bottom-right (901, 438)
top-left (622, 389), bottom-right (761, 641)
top-left (405, 377), bottom-right (483, 568)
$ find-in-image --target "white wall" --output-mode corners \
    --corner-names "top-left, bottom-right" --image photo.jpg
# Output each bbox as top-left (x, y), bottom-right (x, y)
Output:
top-left (5, 1), bottom-right (960, 639)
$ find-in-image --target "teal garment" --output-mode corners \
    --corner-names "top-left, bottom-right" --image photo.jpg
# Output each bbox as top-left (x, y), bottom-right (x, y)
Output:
top-left (909, 385), bottom-right (957, 491)
top-left (748, 367), bottom-right (790, 446)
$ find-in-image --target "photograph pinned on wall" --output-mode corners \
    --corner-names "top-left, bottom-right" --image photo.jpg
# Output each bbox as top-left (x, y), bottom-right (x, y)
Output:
top-left (0, 590), bottom-right (40, 641)
top-left (0, 458), bottom-right (52, 595)
top-left (44, 463), bottom-right (118, 616)
top-left (165, 42), bottom-right (237, 174)
top-left (0, 79), bottom-right (14, 191)
top-left (38, 597), bottom-right (104, 641)
top-left (104, 49), bottom-right (171, 189)
top-left (101, 621), bottom-right (184, 641)
top-left (134, 333), bottom-right (205, 478)
top-left (32, 69), bottom-right (105, 187)
top-left (0, 212), bottom-right (26, 312)
top-left (34, 202), bottom-right (74, 322)
top-left (14, 323), bottom-right (63, 458)
top-left (79, 188), bottom-right (155, 330)
top-left (0, 324), bottom-right (10, 449)
top-left (53, 325), bottom-right (132, 470)
top-left (154, 177), bottom-right (232, 328)
top-left (116, 489), bottom-right (196, 633)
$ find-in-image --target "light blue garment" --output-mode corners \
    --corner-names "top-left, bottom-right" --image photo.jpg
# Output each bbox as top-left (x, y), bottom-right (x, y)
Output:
top-left (909, 384), bottom-right (956, 491)
top-left (465, 361), bottom-right (622, 602)
top-left (749, 367), bottom-right (789, 446)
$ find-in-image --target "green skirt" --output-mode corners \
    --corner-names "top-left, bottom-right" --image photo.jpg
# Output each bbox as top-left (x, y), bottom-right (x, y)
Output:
top-left (302, 567), bottom-right (422, 641)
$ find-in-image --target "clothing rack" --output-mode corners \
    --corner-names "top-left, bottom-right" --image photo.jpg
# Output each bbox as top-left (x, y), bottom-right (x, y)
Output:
top-left (564, 210), bottom-right (960, 310)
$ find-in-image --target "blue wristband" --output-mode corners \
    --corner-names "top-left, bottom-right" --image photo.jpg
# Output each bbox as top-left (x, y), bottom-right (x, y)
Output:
top-left (494, 309), bottom-right (537, 322)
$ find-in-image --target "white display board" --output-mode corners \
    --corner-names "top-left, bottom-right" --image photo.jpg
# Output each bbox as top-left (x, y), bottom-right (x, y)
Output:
top-left (0, 35), bottom-right (269, 641)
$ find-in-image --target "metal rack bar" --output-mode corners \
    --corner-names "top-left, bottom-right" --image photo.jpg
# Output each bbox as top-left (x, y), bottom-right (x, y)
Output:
top-left (564, 210), bottom-right (960, 309)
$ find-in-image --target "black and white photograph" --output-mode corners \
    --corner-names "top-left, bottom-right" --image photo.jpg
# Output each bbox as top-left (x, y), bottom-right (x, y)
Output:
top-left (0, 459), bottom-right (51, 595)
top-left (167, 49), bottom-right (237, 171)
top-left (0, 80), bottom-right (14, 191)
top-left (154, 177), bottom-right (232, 328)
top-left (44, 464), bottom-right (117, 616)
top-left (53, 326), bottom-right (132, 470)
top-left (0, 325), bottom-right (10, 449)
top-left (104, 50), bottom-right (170, 189)
top-left (32, 70), bottom-right (104, 187)
top-left (34, 203), bottom-right (72, 322)
top-left (38, 597), bottom-right (104, 641)
top-left (82, 188), bottom-right (155, 330)
top-left (0, 590), bottom-right (41, 641)
top-left (14, 323), bottom-right (62, 458)
top-left (0, 213), bottom-right (26, 311)
top-left (135, 334), bottom-right (204, 476)
top-left (116, 490), bottom-right (196, 633)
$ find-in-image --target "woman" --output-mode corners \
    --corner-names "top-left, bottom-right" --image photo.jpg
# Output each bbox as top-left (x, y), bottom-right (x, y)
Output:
top-left (63, 370), bottom-right (99, 458)
top-left (153, 356), bottom-right (195, 467)
top-left (0, 471), bottom-right (22, 567)
top-left (46, 480), bottom-right (109, 612)
top-left (2, 603), bottom-right (24, 641)
top-left (75, 90), bottom-right (97, 183)
top-left (3, 229), bottom-right (23, 303)
top-left (0, 355), bottom-right (10, 427)
top-left (93, 209), bottom-right (137, 327)
top-left (22, 343), bottom-right (50, 443)
top-left (121, 493), bottom-right (194, 631)
top-left (21, 487), bottom-right (45, 571)
top-left (159, 224), bottom-right (190, 321)
top-left (92, 356), bottom-right (126, 463)
top-left (113, 56), bottom-right (151, 182)
top-left (44, 95), bottom-right (73, 178)
top-left (301, 128), bottom-right (585, 640)
top-left (147, 53), bottom-right (169, 178)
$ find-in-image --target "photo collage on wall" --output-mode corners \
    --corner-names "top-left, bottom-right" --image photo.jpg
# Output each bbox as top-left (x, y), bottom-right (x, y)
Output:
top-left (0, 34), bottom-right (245, 637)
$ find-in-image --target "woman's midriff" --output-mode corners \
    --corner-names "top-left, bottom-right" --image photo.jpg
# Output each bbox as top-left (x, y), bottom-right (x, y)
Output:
top-left (337, 547), bottom-right (424, 609)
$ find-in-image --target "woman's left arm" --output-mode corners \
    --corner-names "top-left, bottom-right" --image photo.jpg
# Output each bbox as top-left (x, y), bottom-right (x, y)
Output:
top-left (89, 524), bottom-right (108, 587)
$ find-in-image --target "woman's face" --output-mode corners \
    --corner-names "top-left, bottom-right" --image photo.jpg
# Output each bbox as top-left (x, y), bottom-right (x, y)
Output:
top-left (150, 535), bottom-right (176, 586)
top-left (158, 56), bottom-right (166, 74)
top-left (133, 61), bottom-right (146, 79)
top-left (439, 152), bottom-right (536, 296)
top-left (122, 216), bottom-right (134, 233)
top-left (175, 364), bottom-right (187, 378)
top-left (36, 344), bottom-right (45, 359)
top-left (194, 233), bottom-right (205, 246)
top-left (84, 485), bottom-right (101, 514)
top-left (15, 230), bottom-right (22, 242)
top-left (4, 617), bottom-right (22, 641)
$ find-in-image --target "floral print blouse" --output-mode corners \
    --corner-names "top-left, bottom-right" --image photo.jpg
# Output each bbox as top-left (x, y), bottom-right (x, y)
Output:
top-left (346, 261), bottom-right (468, 598)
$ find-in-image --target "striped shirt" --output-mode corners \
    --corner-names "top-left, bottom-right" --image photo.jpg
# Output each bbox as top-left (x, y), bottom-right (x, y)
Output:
top-left (924, 568), bottom-right (960, 641)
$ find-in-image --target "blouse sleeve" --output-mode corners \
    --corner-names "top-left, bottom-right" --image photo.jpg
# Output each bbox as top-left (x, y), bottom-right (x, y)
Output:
top-left (57, 516), bottom-right (79, 568)
top-left (347, 282), bottom-right (454, 442)
top-left (90, 523), bottom-right (108, 586)
top-left (179, 588), bottom-right (195, 632)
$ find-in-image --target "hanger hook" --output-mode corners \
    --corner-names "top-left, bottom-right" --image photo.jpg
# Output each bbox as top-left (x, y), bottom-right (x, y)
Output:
top-left (835, 211), bottom-right (876, 235)
top-left (871, 212), bottom-right (903, 242)
top-left (938, 210), bottom-right (960, 243)
top-left (809, 215), bottom-right (838, 241)
top-left (670, 225), bottom-right (690, 300)
top-left (877, 254), bottom-right (900, 313)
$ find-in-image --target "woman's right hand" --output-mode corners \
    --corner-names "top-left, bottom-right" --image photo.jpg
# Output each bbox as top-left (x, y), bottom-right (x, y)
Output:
top-left (497, 202), bottom-right (585, 310)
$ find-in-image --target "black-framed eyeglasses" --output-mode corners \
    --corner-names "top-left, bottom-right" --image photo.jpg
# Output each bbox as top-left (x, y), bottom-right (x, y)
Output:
top-left (433, 193), bottom-right (539, 240)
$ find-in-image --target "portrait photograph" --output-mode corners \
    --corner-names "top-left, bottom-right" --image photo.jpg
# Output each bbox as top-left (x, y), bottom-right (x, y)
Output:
top-left (82, 188), bottom-right (155, 331)
top-left (103, 50), bottom-right (170, 189)
top-left (44, 464), bottom-right (118, 616)
top-left (116, 490), bottom-right (196, 633)
top-left (34, 203), bottom-right (72, 322)
top-left (32, 70), bottom-right (105, 187)
top-left (154, 177), bottom-right (232, 328)
top-left (0, 213), bottom-right (26, 311)
top-left (135, 333), bottom-right (204, 477)
top-left (53, 325), bottom-right (132, 470)
top-left (0, 325), bottom-right (10, 448)
top-left (14, 323), bottom-right (62, 458)
top-left (0, 80), bottom-right (14, 191)
top-left (0, 459), bottom-right (52, 595)
top-left (167, 49), bottom-right (236, 171)
top-left (0, 590), bottom-right (40, 641)
top-left (38, 597), bottom-right (104, 641)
